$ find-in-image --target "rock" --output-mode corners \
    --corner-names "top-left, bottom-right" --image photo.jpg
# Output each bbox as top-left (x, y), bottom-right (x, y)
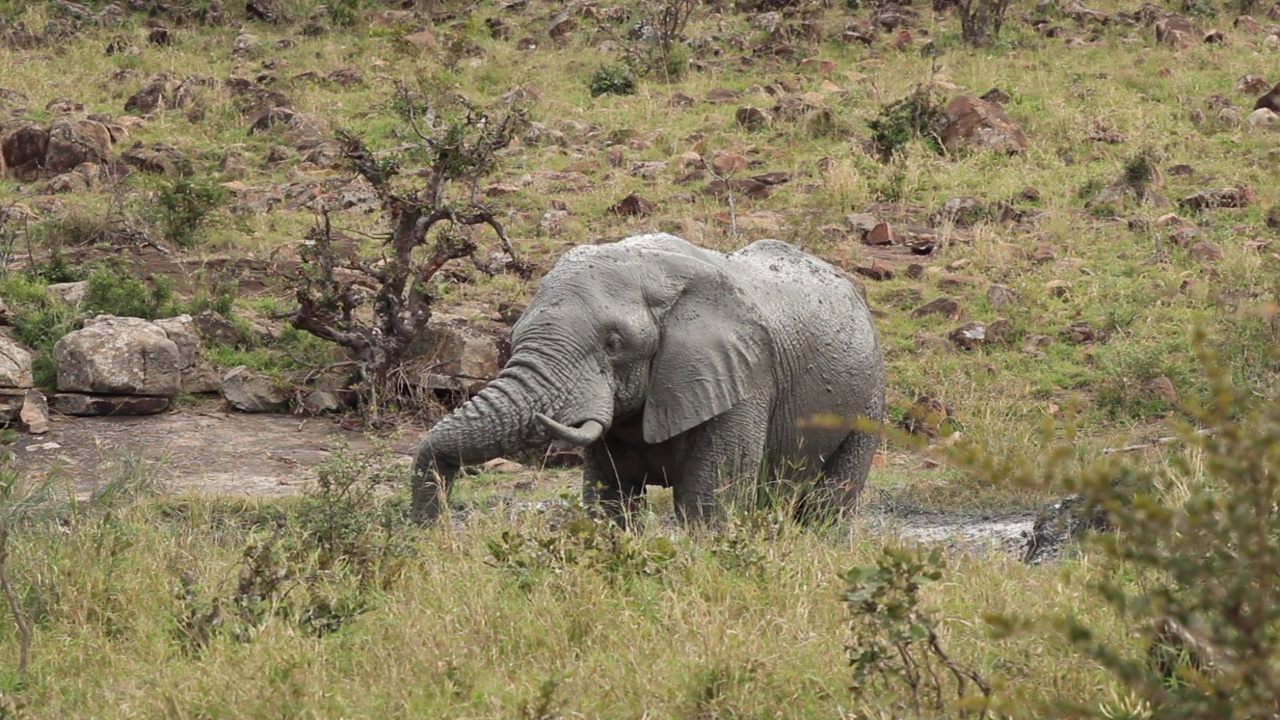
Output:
top-left (940, 95), bottom-right (1028, 154)
top-left (911, 297), bottom-right (962, 320)
top-left (1247, 108), bottom-right (1279, 129)
top-left (54, 316), bottom-right (181, 396)
top-left (1155, 15), bottom-right (1200, 49)
top-left (608, 193), bottom-right (655, 217)
top-left (934, 196), bottom-right (987, 226)
top-left (1061, 321), bottom-right (1102, 344)
top-left (1023, 494), bottom-right (1110, 564)
top-left (1255, 82), bottom-right (1280, 111)
top-left (547, 11), bottom-right (576, 40)
top-left (864, 222), bottom-right (898, 245)
top-left (482, 457), bottom-right (526, 474)
top-left (735, 106), bottom-right (771, 131)
top-left (221, 365), bottom-right (289, 413)
top-left (1237, 75), bottom-right (1270, 95)
top-left (152, 315), bottom-right (202, 370)
top-left (902, 395), bottom-right (950, 437)
top-left (49, 393), bottom-right (171, 416)
top-left (193, 309), bottom-right (242, 346)
top-left (408, 314), bottom-right (506, 395)
top-left (20, 390), bottom-right (48, 434)
top-left (245, 0), bottom-right (286, 23)
top-left (712, 152), bottom-right (750, 175)
top-left (1146, 375), bottom-right (1179, 403)
top-left (302, 389), bottom-right (341, 414)
top-left (44, 120), bottom-right (113, 174)
top-left (0, 390), bottom-right (24, 425)
top-left (0, 337), bottom-right (33, 389)
top-left (852, 263), bottom-right (894, 281)
top-left (948, 322), bottom-right (987, 350)
top-left (403, 30), bottom-right (436, 48)
top-left (843, 213), bottom-right (879, 237)
top-left (987, 284), bottom-right (1016, 309)
top-left (1045, 279), bottom-right (1073, 298)
top-left (938, 274), bottom-right (983, 289)
top-left (1, 124), bottom-right (49, 175)
top-left (1203, 29), bottom-right (1226, 43)
top-left (181, 362), bottom-right (222, 394)
top-left (1190, 241), bottom-right (1224, 261)
top-left (1180, 186), bottom-right (1254, 210)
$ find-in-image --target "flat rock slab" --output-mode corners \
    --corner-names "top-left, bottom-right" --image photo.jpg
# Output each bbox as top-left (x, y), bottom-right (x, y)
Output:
top-left (11, 409), bottom-right (419, 500)
top-left (49, 393), bottom-right (172, 416)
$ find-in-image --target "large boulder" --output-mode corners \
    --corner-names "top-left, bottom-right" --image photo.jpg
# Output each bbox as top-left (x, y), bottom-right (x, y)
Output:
top-left (407, 313), bottom-right (507, 395)
top-left (940, 95), bottom-right (1028, 154)
top-left (44, 119), bottom-right (113, 174)
top-left (53, 316), bottom-right (181, 396)
top-left (0, 337), bottom-right (33, 389)
top-left (153, 314), bottom-right (201, 370)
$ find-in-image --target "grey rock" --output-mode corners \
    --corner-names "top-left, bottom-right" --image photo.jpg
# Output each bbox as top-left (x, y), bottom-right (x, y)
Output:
top-left (44, 119), bottom-right (113, 174)
top-left (986, 284), bottom-right (1017, 310)
top-left (193, 309), bottom-right (242, 346)
top-left (54, 316), bottom-right (181, 396)
top-left (948, 322), bottom-right (987, 350)
top-left (46, 281), bottom-right (88, 306)
top-left (221, 365), bottom-right (289, 412)
top-left (153, 314), bottom-right (202, 369)
top-left (302, 389), bottom-right (341, 414)
top-left (181, 362), bottom-right (222, 394)
top-left (0, 390), bottom-right (25, 424)
top-left (0, 336), bottom-right (33, 388)
top-left (49, 393), bottom-right (171, 417)
top-left (20, 390), bottom-right (48, 433)
top-left (407, 314), bottom-right (506, 395)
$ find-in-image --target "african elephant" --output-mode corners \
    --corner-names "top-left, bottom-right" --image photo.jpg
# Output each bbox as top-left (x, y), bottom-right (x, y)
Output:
top-left (411, 232), bottom-right (885, 525)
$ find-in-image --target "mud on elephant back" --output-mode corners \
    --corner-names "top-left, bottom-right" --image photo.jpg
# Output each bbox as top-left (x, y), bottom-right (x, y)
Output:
top-left (410, 232), bottom-right (887, 526)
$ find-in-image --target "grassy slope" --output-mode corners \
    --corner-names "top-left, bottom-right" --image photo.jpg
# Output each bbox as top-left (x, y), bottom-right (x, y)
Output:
top-left (0, 0), bottom-right (1276, 715)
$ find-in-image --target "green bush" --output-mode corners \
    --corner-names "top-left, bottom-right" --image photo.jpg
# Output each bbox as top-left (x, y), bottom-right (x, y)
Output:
top-left (154, 179), bottom-right (229, 248)
top-left (868, 86), bottom-right (947, 161)
top-left (82, 260), bottom-right (178, 320)
top-left (588, 65), bottom-right (636, 98)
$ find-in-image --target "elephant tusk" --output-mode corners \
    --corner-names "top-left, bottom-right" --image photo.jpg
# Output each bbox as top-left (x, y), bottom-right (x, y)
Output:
top-left (536, 414), bottom-right (605, 447)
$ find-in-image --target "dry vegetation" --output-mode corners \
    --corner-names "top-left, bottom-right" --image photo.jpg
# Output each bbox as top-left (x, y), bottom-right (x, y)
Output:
top-left (0, 0), bottom-right (1277, 715)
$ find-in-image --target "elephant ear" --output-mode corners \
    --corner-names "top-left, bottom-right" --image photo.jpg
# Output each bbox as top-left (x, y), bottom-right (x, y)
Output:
top-left (643, 273), bottom-right (771, 445)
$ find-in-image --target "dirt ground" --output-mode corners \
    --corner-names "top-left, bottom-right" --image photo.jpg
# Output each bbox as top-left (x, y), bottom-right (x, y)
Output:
top-left (10, 408), bottom-right (1040, 556)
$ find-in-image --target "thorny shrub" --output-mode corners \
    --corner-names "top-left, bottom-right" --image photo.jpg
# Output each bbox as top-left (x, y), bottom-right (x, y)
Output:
top-left (153, 178), bottom-right (229, 248)
top-left (485, 496), bottom-right (679, 590)
top-left (174, 439), bottom-right (412, 652)
top-left (867, 85), bottom-right (947, 161)
top-left (843, 545), bottom-right (993, 718)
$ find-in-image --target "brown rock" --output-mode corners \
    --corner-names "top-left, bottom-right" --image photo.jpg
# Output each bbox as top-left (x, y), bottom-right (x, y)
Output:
top-left (1, 124), bottom-right (49, 174)
top-left (902, 395), bottom-right (950, 436)
top-left (705, 88), bottom-right (740, 104)
top-left (1203, 29), bottom-right (1227, 43)
top-left (948, 322), bottom-right (987, 350)
top-left (844, 213), bottom-right (879, 237)
top-left (44, 120), bottom-right (113, 173)
top-left (547, 11), bottom-right (577, 40)
top-left (1061, 321), bottom-right (1102, 344)
top-left (20, 390), bottom-right (48, 434)
top-left (911, 297), bottom-right (962, 320)
top-left (608, 193), bottom-right (655, 217)
top-left (852, 263), bottom-right (894, 281)
top-left (941, 95), bottom-right (1028, 154)
top-left (1180, 186), bottom-right (1254, 210)
top-left (735, 106), bottom-right (771, 131)
top-left (669, 92), bottom-right (696, 108)
top-left (1235, 15), bottom-right (1262, 33)
top-left (987, 284), bottom-right (1017, 309)
top-left (939, 274), bottom-right (982, 289)
top-left (1190, 241), bottom-right (1224, 261)
top-left (865, 222), bottom-right (898, 246)
top-left (1045, 279), bottom-right (1073, 298)
top-left (1032, 242), bottom-right (1057, 263)
top-left (50, 393), bottom-right (172, 417)
top-left (712, 152), bottom-right (750, 175)
top-left (1146, 376), bottom-right (1179, 403)
top-left (1156, 15), bottom-right (1200, 49)
top-left (905, 263), bottom-right (925, 279)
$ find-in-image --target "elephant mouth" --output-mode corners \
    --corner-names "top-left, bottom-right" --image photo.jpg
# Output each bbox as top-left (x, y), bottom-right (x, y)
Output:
top-left (536, 414), bottom-right (607, 447)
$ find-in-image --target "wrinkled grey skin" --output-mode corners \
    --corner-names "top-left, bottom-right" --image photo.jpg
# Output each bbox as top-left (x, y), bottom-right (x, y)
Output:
top-left (412, 232), bottom-right (885, 525)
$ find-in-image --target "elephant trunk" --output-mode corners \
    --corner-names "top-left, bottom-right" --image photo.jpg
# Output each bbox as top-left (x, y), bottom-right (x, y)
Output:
top-left (410, 350), bottom-right (606, 523)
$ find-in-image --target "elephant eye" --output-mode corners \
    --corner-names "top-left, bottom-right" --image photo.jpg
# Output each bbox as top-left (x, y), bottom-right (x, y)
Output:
top-left (604, 332), bottom-right (624, 355)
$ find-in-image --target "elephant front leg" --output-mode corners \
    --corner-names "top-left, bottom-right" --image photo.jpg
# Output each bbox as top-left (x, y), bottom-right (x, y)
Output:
top-left (582, 440), bottom-right (649, 529)
top-left (673, 397), bottom-right (770, 525)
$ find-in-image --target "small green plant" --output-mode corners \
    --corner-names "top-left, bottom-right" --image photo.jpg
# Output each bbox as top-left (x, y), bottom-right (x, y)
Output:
top-left (25, 247), bottom-right (84, 284)
top-left (154, 178), bottom-right (228, 248)
top-left (82, 259), bottom-right (178, 320)
top-left (843, 545), bottom-right (993, 718)
top-left (868, 86), bottom-right (947, 161)
top-left (486, 496), bottom-right (679, 589)
top-left (588, 64), bottom-right (636, 97)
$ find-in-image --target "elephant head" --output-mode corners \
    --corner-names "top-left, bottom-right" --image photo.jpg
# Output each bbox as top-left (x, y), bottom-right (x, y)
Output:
top-left (411, 236), bottom-right (771, 522)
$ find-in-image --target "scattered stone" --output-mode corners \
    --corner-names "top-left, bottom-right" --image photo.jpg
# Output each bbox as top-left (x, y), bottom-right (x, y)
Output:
top-left (1045, 279), bottom-right (1073, 298)
top-left (980, 87), bottom-right (1011, 106)
top-left (0, 336), bottom-right (34, 388)
top-left (934, 196), bottom-right (987, 226)
top-left (402, 29), bottom-right (436, 48)
top-left (193, 309), bottom-right (242, 346)
top-left (152, 315), bottom-right (202, 370)
top-left (940, 95), bottom-right (1029, 154)
top-left (407, 314), bottom-right (505, 395)
top-left (148, 26), bottom-right (172, 46)
top-left (705, 88), bottom-right (739, 104)
top-left (1190, 241), bottom-right (1224, 261)
top-left (20, 390), bottom-right (48, 433)
top-left (987, 284), bottom-right (1017, 309)
top-left (0, 391), bottom-right (24, 425)
top-left (221, 365), bottom-right (290, 413)
top-left (1247, 108), bottom-right (1279, 129)
top-left (54, 316), bottom-right (181, 396)
top-left (865, 222), bottom-right (898, 245)
top-left (608, 193), bottom-right (655, 217)
top-left (245, 0), bottom-right (286, 23)
top-left (1146, 375), bottom-right (1179, 403)
top-left (1237, 75), bottom-right (1270, 94)
top-left (1179, 186), bottom-right (1254, 210)
top-left (1032, 242), bottom-right (1057, 263)
top-left (49, 393), bottom-right (171, 417)
top-left (1, 124), bottom-right (49, 176)
top-left (852, 263), bottom-right (894, 281)
top-left (1023, 494), bottom-right (1110, 564)
top-left (181, 362), bottom-right (222, 394)
top-left (911, 297), bottom-right (962, 320)
top-left (482, 457), bottom-right (526, 474)
top-left (1155, 15), bottom-right (1200, 49)
top-left (43, 119), bottom-right (113, 173)
top-left (1061, 321), bottom-right (1102, 344)
top-left (735, 106), bottom-right (771, 131)
top-left (938, 274), bottom-right (983, 289)
top-left (948, 322), bottom-right (987, 350)
top-left (1203, 28), bottom-right (1226, 43)
top-left (902, 395), bottom-right (951, 437)
top-left (547, 11), bottom-right (577, 40)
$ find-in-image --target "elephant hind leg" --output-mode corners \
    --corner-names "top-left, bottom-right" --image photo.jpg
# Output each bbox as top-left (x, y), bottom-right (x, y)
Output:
top-left (798, 427), bottom-right (880, 523)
